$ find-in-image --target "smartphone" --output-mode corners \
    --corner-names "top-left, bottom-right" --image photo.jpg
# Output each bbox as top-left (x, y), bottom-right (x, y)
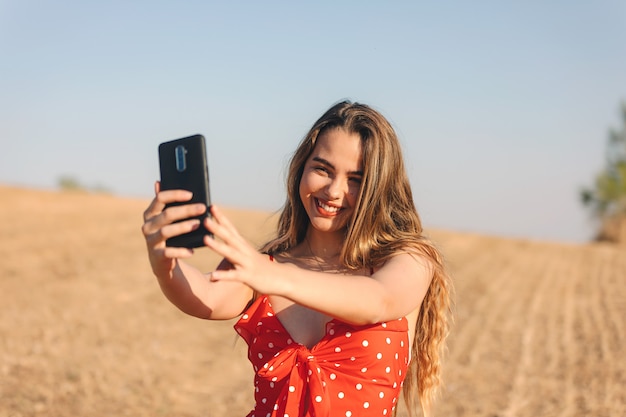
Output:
top-left (158, 134), bottom-right (212, 248)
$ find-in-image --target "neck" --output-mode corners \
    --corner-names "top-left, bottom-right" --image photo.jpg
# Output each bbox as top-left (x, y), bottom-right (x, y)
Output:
top-left (305, 228), bottom-right (344, 261)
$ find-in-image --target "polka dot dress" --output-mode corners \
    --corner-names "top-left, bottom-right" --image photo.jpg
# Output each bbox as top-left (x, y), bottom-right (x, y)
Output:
top-left (234, 295), bottom-right (410, 417)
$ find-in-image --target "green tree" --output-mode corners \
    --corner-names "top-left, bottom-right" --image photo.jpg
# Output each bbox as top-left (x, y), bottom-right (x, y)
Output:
top-left (581, 102), bottom-right (626, 243)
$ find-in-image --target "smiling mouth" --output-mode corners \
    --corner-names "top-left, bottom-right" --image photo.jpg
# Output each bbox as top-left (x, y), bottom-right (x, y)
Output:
top-left (315, 198), bottom-right (342, 215)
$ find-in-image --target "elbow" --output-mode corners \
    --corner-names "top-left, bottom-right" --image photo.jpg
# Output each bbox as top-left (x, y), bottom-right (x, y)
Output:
top-left (356, 295), bottom-right (396, 326)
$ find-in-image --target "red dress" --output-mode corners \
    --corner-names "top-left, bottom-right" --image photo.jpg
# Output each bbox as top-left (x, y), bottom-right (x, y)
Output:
top-left (234, 295), bottom-right (410, 417)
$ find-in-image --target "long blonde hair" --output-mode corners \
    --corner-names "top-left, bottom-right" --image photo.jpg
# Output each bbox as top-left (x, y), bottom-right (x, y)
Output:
top-left (261, 101), bottom-right (453, 416)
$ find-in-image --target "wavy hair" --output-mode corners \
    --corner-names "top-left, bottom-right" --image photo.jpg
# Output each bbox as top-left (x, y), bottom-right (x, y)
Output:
top-left (261, 101), bottom-right (453, 416)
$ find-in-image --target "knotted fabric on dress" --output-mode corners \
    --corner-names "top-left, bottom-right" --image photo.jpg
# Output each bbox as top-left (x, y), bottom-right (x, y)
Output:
top-left (235, 295), bottom-right (410, 417)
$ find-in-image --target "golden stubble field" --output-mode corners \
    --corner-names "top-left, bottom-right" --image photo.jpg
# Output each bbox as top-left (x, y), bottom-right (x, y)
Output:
top-left (1, 186), bottom-right (624, 417)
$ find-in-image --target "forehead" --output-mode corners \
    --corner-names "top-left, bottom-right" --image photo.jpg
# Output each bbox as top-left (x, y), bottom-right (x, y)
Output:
top-left (311, 128), bottom-right (363, 170)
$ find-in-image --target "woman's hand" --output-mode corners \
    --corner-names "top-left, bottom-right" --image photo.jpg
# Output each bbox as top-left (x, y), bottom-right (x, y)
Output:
top-left (141, 181), bottom-right (208, 278)
top-left (203, 205), bottom-right (278, 295)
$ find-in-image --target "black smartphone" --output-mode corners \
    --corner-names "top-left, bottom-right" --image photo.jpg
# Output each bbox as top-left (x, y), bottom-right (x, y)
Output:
top-left (158, 134), bottom-right (212, 248)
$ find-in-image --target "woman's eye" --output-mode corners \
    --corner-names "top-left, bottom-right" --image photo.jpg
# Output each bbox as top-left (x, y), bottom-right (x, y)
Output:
top-left (349, 177), bottom-right (362, 185)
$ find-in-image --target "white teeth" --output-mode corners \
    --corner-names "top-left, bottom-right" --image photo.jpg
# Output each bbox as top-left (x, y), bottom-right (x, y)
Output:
top-left (317, 199), bottom-right (340, 213)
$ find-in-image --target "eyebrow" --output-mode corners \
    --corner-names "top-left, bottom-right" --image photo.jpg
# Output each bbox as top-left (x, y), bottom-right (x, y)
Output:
top-left (312, 156), bottom-right (363, 176)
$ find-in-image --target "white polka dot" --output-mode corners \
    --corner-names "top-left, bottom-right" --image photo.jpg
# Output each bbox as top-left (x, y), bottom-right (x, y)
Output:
top-left (261, 398), bottom-right (267, 403)
top-left (356, 383), bottom-right (363, 390)
top-left (258, 353), bottom-right (263, 359)
top-left (385, 366), bottom-right (391, 373)
top-left (257, 321), bottom-right (263, 326)
top-left (329, 329), bottom-right (335, 335)
top-left (335, 347), bottom-right (341, 353)
top-left (382, 322), bottom-right (387, 328)
top-left (272, 377), bottom-right (278, 382)
top-left (361, 367), bottom-right (368, 373)
top-left (287, 339), bottom-right (293, 344)
top-left (289, 386), bottom-right (296, 392)
top-left (350, 356), bottom-right (356, 361)
top-left (242, 314), bottom-right (249, 319)
top-left (400, 341), bottom-right (404, 347)
top-left (395, 353), bottom-right (399, 359)
top-left (268, 342), bottom-right (274, 348)
top-left (338, 392), bottom-right (345, 399)
top-left (362, 340), bottom-right (369, 347)
top-left (345, 331), bottom-right (352, 338)
top-left (386, 337), bottom-right (391, 344)
top-left (383, 410), bottom-right (388, 415)
top-left (315, 396), bottom-right (322, 402)
top-left (379, 392), bottom-right (385, 398)
top-left (267, 312), bottom-right (273, 316)
top-left (269, 366), bottom-right (274, 371)
top-left (346, 412), bottom-right (352, 417)
top-left (330, 373), bottom-right (337, 380)
top-left (284, 414), bottom-right (289, 417)
top-left (270, 382), bottom-right (275, 388)
top-left (274, 404), bottom-right (279, 410)
top-left (376, 352), bottom-right (383, 359)
top-left (364, 402), bottom-right (370, 408)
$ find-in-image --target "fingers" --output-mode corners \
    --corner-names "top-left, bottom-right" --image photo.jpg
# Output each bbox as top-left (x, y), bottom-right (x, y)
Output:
top-left (160, 245), bottom-right (195, 259)
top-left (204, 205), bottom-right (243, 245)
top-left (146, 218), bottom-right (202, 246)
top-left (203, 205), bottom-right (254, 266)
top-left (203, 233), bottom-right (233, 259)
top-left (143, 189), bottom-right (194, 222)
top-left (142, 185), bottom-right (208, 257)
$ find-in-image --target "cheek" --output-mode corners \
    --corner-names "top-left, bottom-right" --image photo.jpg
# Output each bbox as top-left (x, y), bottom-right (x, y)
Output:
top-left (348, 184), bottom-right (361, 205)
top-left (299, 172), bottom-right (319, 196)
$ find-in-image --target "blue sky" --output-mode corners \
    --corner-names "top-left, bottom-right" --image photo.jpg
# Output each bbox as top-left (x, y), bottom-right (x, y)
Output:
top-left (1, 1), bottom-right (625, 243)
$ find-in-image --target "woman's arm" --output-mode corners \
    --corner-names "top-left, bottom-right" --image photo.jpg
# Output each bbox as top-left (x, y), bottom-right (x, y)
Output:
top-left (142, 182), bottom-right (253, 320)
top-left (275, 252), bottom-right (431, 325)
top-left (155, 258), bottom-right (253, 320)
top-left (204, 205), bottom-right (432, 325)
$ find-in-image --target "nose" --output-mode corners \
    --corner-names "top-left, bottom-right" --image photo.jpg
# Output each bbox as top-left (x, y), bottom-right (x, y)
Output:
top-left (325, 176), bottom-right (346, 200)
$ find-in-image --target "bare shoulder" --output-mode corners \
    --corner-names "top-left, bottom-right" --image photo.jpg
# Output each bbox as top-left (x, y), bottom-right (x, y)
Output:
top-left (376, 250), bottom-right (434, 278)
top-left (371, 250), bottom-right (434, 320)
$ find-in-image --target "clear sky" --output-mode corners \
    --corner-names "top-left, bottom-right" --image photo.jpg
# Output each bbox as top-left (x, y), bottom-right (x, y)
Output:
top-left (1, 1), bottom-right (625, 243)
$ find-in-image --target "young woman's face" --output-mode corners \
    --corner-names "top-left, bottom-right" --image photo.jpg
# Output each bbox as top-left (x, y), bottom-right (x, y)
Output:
top-left (299, 127), bottom-right (363, 236)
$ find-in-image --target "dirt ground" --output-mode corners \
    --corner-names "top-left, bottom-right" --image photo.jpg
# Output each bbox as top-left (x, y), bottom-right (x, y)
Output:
top-left (1, 186), bottom-right (624, 417)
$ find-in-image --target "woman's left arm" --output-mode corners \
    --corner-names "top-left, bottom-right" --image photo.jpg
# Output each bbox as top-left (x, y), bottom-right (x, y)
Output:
top-left (204, 205), bottom-right (433, 324)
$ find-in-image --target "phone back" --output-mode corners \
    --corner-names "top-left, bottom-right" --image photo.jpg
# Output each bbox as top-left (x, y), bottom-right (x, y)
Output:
top-left (158, 134), bottom-right (211, 248)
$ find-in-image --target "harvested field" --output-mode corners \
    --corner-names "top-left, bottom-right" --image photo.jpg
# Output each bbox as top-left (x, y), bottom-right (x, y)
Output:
top-left (1, 186), bottom-right (624, 416)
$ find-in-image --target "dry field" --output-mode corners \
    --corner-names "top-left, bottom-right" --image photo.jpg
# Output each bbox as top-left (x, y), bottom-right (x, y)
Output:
top-left (1, 186), bottom-right (624, 417)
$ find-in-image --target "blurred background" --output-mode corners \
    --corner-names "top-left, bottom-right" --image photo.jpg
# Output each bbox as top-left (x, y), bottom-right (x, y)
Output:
top-left (1, 0), bottom-right (625, 243)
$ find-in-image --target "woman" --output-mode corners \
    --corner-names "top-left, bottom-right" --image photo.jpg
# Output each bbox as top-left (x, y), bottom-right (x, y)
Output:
top-left (142, 101), bottom-right (453, 417)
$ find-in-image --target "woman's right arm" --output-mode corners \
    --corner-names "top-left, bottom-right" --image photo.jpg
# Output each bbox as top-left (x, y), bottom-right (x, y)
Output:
top-left (141, 182), bottom-right (253, 320)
